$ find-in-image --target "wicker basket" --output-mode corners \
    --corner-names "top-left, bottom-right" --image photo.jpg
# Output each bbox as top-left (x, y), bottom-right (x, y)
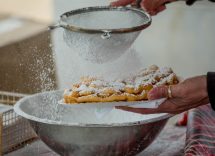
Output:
top-left (0, 91), bottom-right (37, 155)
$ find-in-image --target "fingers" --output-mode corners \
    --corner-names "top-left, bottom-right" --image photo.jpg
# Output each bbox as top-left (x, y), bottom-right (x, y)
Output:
top-left (148, 85), bottom-right (179, 100)
top-left (148, 86), bottom-right (168, 100)
top-left (144, 0), bottom-right (178, 16)
top-left (141, 0), bottom-right (175, 16)
top-left (116, 84), bottom-right (182, 114)
top-left (115, 99), bottom-right (182, 114)
top-left (111, 0), bottom-right (135, 6)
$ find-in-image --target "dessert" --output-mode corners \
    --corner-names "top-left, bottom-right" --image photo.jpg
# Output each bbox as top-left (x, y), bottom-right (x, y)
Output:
top-left (63, 65), bottom-right (179, 104)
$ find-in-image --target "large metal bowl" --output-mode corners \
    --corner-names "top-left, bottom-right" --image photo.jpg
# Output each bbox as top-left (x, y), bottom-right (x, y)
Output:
top-left (14, 90), bottom-right (172, 156)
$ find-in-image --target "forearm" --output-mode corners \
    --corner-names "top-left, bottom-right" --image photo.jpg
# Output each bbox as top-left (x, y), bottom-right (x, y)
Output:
top-left (207, 72), bottom-right (215, 111)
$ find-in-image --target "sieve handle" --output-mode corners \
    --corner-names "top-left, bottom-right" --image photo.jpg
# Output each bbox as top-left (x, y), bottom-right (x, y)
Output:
top-left (49, 24), bottom-right (61, 30)
top-left (101, 31), bottom-right (111, 39)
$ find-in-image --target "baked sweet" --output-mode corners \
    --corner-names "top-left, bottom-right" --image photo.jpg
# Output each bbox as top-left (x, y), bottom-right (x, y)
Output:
top-left (63, 65), bottom-right (179, 104)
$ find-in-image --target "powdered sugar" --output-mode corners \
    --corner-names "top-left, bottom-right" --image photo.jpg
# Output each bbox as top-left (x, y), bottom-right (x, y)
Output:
top-left (62, 7), bottom-right (148, 63)
top-left (108, 81), bottom-right (125, 91)
top-left (65, 65), bottom-right (178, 97)
top-left (90, 80), bottom-right (107, 87)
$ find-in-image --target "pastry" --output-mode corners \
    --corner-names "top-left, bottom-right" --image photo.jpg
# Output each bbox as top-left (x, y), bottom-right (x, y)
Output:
top-left (63, 65), bottom-right (179, 104)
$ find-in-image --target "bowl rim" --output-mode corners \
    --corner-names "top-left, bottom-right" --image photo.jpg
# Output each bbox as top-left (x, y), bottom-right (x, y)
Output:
top-left (14, 90), bottom-right (173, 127)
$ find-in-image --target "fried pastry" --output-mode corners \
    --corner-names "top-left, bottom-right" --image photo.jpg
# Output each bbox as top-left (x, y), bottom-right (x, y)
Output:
top-left (63, 65), bottom-right (179, 104)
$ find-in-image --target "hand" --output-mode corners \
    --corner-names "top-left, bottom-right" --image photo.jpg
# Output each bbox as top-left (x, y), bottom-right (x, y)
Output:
top-left (111, 0), bottom-right (177, 15)
top-left (116, 75), bottom-right (209, 114)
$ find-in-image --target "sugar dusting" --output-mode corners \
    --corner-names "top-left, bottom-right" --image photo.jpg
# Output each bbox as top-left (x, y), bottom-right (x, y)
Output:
top-left (20, 9), bottom-right (166, 124)
top-left (24, 44), bottom-right (167, 124)
top-left (62, 8), bottom-right (147, 63)
top-left (18, 41), bottom-right (56, 93)
top-left (63, 30), bottom-right (140, 63)
top-left (19, 41), bottom-right (58, 121)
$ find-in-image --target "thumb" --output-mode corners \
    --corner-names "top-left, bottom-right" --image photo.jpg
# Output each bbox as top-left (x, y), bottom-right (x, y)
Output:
top-left (111, 0), bottom-right (135, 6)
top-left (148, 86), bottom-right (169, 100)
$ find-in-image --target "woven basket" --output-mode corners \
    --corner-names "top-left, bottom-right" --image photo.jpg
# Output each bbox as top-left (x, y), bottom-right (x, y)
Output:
top-left (0, 91), bottom-right (37, 155)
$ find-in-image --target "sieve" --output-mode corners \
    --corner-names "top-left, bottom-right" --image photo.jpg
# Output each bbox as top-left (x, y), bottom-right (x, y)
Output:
top-left (50, 6), bottom-right (151, 63)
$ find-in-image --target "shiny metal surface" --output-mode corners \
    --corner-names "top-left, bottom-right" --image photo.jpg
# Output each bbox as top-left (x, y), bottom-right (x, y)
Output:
top-left (14, 90), bottom-right (171, 156)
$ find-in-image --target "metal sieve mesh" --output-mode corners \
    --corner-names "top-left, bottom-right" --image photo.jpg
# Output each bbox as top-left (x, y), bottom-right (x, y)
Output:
top-left (51, 6), bottom-right (151, 64)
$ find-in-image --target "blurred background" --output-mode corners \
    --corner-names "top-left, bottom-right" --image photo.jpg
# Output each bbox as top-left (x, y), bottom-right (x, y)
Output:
top-left (0, 0), bottom-right (215, 94)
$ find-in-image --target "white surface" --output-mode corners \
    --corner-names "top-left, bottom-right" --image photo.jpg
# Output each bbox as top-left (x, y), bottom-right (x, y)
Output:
top-left (59, 98), bottom-right (166, 119)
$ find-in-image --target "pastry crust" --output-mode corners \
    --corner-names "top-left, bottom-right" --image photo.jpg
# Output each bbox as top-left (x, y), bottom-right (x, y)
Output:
top-left (63, 65), bottom-right (179, 104)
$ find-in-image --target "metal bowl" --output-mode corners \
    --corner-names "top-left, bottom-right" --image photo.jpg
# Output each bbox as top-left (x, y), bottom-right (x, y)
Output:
top-left (14, 90), bottom-right (171, 156)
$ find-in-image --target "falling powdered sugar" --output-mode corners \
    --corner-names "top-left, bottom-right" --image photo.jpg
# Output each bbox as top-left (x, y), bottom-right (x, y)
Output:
top-left (62, 9), bottom-right (147, 63)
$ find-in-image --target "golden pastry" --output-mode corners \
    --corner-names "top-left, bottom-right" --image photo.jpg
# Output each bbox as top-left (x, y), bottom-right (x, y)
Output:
top-left (63, 65), bottom-right (179, 104)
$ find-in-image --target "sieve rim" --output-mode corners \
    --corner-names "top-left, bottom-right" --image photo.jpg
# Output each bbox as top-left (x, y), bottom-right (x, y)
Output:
top-left (59, 6), bottom-right (152, 34)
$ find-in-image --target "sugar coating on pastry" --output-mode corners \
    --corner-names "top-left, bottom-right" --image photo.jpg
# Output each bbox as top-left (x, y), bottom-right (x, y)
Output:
top-left (63, 65), bottom-right (179, 104)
